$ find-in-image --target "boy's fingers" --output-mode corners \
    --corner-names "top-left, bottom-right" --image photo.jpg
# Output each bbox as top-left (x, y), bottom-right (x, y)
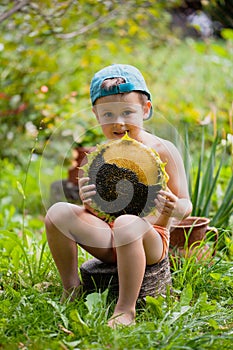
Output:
top-left (84, 190), bottom-right (96, 198)
top-left (83, 184), bottom-right (96, 192)
top-left (80, 184), bottom-right (96, 202)
top-left (78, 177), bottom-right (90, 186)
top-left (159, 190), bottom-right (177, 202)
top-left (83, 198), bottom-right (92, 204)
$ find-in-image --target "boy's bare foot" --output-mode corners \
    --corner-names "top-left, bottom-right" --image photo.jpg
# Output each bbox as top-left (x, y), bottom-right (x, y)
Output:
top-left (108, 310), bottom-right (136, 328)
top-left (60, 284), bottom-right (84, 303)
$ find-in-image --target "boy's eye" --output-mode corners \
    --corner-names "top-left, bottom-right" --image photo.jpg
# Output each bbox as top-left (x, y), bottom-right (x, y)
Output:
top-left (122, 110), bottom-right (133, 117)
top-left (103, 112), bottom-right (113, 118)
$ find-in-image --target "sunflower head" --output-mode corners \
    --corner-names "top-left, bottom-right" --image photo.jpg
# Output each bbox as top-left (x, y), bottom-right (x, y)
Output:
top-left (81, 134), bottom-right (168, 222)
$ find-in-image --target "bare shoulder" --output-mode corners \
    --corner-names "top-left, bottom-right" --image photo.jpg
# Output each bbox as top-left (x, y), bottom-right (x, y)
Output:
top-left (142, 131), bottom-right (190, 198)
top-left (142, 132), bottom-right (180, 163)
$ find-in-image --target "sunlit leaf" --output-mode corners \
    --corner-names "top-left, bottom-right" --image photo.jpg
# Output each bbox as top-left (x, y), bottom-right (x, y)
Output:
top-left (69, 309), bottom-right (90, 336)
top-left (210, 273), bottom-right (222, 281)
top-left (145, 295), bottom-right (164, 318)
top-left (221, 28), bottom-right (233, 41)
top-left (180, 284), bottom-right (193, 306)
top-left (16, 181), bottom-right (26, 199)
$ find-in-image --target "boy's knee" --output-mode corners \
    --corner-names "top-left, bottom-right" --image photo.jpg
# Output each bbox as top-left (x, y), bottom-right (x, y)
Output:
top-left (114, 214), bottom-right (134, 228)
top-left (45, 202), bottom-right (66, 228)
top-left (113, 215), bottom-right (143, 246)
top-left (45, 202), bottom-right (80, 231)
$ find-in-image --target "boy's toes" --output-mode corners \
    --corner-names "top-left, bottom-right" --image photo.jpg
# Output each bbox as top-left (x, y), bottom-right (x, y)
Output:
top-left (108, 312), bottom-right (135, 328)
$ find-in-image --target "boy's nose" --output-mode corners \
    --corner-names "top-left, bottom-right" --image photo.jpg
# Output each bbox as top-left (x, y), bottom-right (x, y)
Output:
top-left (115, 115), bottom-right (125, 124)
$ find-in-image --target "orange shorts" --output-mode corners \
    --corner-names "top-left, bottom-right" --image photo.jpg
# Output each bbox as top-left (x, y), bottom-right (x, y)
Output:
top-left (153, 225), bottom-right (169, 262)
top-left (108, 222), bottom-right (169, 263)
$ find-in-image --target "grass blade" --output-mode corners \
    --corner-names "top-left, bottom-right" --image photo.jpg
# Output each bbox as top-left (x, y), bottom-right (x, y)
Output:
top-left (183, 125), bottom-right (192, 196)
top-left (191, 130), bottom-right (205, 215)
top-left (197, 136), bottom-right (219, 214)
top-left (211, 175), bottom-right (233, 226)
top-left (201, 158), bottom-right (223, 217)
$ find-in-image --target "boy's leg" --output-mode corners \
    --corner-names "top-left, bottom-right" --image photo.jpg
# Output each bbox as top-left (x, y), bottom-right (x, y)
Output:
top-left (45, 204), bottom-right (165, 323)
top-left (108, 215), bottom-right (164, 327)
top-left (45, 215), bottom-right (80, 294)
top-left (45, 202), bottom-right (115, 298)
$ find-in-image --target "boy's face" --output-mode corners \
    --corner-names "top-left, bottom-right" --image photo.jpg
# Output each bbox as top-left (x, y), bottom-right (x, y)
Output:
top-left (93, 92), bottom-right (151, 141)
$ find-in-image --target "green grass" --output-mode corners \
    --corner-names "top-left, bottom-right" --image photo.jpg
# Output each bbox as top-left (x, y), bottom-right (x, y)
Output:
top-left (0, 224), bottom-right (232, 349)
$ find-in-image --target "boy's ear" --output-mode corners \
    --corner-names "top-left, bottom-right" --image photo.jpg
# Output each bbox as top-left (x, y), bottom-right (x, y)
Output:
top-left (143, 100), bottom-right (152, 120)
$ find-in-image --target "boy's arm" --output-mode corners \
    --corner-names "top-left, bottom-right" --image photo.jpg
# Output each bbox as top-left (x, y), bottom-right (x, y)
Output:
top-left (156, 141), bottom-right (192, 220)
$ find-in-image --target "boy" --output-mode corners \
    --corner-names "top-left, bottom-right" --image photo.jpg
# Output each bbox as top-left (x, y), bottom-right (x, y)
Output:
top-left (45, 64), bottom-right (192, 327)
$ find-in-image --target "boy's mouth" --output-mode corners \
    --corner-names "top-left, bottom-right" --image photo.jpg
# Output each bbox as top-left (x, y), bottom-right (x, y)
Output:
top-left (113, 130), bottom-right (129, 137)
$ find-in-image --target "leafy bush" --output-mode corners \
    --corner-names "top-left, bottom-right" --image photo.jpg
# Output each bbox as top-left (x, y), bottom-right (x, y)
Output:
top-left (0, 0), bottom-right (171, 162)
top-left (1, 2), bottom-right (233, 164)
top-left (183, 128), bottom-right (233, 229)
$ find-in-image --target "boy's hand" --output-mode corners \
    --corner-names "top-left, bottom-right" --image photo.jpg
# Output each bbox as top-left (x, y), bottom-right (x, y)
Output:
top-left (78, 177), bottom-right (96, 205)
top-left (154, 189), bottom-right (178, 217)
top-left (154, 189), bottom-right (192, 220)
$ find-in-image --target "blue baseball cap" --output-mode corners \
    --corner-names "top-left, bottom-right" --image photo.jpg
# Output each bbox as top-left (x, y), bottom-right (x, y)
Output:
top-left (90, 64), bottom-right (153, 119)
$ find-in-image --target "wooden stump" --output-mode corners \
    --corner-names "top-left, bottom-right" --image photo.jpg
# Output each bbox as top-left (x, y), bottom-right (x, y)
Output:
top-left (80, 256), bottom-right (172, 299)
